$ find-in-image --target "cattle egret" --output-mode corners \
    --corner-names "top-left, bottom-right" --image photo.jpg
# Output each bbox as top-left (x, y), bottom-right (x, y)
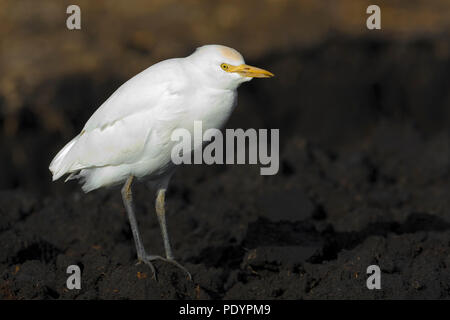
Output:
top-left (49, 44), bottom-right (274, 279)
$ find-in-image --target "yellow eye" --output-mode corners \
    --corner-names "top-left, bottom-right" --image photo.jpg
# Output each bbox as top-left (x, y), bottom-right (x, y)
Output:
top-left (220, 63), bottom-right (229, 71)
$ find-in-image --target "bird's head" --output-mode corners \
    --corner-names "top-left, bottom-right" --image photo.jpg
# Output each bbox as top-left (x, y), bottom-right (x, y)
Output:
top-left (187, 44), bottom-right (274, 89)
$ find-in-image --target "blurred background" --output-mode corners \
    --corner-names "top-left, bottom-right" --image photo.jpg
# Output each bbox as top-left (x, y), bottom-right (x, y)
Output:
top-left (0, 0), bottom-right (448, 194)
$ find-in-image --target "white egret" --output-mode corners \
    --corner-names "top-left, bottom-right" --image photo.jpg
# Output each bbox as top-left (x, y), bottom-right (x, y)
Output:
top-left (49, 45), bottom-right (274, 279)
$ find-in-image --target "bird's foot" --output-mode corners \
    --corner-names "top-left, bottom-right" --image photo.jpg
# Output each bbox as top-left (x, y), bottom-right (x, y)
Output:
top-left (138, 254), bottom-right (192, 281)
top-left (136, 258), bottom-right (156, 279)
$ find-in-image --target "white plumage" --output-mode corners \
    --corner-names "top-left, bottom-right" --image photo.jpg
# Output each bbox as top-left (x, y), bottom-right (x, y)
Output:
top-left (49, 44), bottom-right (273, 278)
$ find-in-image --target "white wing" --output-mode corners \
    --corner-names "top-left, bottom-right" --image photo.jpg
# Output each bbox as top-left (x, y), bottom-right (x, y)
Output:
top-left (49, 58), bottom-right (190, 180)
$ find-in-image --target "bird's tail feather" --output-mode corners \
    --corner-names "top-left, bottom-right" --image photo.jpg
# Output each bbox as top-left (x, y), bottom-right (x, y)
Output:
top-left (49, 136), bottom-right (79, 181)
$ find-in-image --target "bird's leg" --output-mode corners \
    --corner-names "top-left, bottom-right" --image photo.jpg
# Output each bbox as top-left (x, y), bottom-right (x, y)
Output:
top-left (121, 178), bottom-right (190, 280)
top-left (121, 176), bottom-right (156, 277)
top-left (155, 189), bottom-right (173, 259)
top-left (145, 188), bottom-right (192, 280)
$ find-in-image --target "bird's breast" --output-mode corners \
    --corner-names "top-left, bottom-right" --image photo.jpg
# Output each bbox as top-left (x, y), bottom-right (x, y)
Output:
top-left (187, 88), bottom-right (237, 131)
top-left (138, 88), bottom-right (237, 177)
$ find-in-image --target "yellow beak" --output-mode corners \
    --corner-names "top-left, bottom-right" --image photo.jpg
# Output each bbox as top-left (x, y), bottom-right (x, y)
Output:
top-left (229, 64), bottom-right (274, 78)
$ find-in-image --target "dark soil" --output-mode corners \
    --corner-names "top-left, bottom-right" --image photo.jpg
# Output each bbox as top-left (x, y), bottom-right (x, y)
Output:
top-left (0, 37), bottom-right (449, 299)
